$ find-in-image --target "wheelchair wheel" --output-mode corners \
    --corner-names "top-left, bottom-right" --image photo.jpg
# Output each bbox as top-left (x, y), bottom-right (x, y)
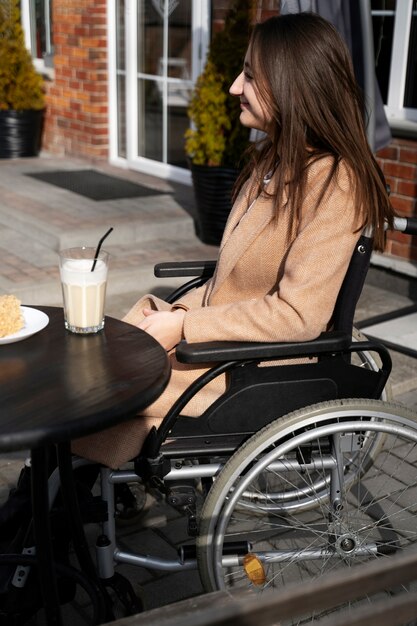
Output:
top-left (197, 399), bottom-right (417, 621)
top-left (235, 329), bottom-right (390, 516)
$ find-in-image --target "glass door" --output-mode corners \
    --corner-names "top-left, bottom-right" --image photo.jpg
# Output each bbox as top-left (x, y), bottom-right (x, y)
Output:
top-left (110, 0), bottom-right (209, 183)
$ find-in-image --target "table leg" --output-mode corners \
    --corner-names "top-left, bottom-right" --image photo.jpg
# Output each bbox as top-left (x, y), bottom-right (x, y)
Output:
top-left (31, 446), bottom-right (63, 626)
top-left (56, 442), bottom-right (111, 623)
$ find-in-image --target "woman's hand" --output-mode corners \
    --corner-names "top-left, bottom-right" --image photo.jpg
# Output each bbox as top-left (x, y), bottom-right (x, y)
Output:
top-left (137, 308), bottom-right (185, 351)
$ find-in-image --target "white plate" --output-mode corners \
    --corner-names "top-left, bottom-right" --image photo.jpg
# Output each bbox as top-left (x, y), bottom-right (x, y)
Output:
top-left (0, 306), bottom-right (49, 345)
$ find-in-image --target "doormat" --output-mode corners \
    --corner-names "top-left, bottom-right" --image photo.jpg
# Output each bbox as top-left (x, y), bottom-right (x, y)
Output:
top-left (26, 169), bottom-right (169, 201)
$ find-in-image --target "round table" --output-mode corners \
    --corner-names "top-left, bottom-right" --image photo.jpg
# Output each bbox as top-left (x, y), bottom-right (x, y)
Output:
top-left (0, 306), bottom-right (171, 625)
top-left (0, 306), bottom-right (171, 450)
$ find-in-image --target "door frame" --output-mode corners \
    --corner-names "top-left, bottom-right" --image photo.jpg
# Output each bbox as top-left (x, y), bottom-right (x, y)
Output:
top-left (108, 0), bottom-right (210, 184)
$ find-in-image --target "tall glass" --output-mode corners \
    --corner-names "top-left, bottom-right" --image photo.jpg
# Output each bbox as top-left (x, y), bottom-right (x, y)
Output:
top-left (59, 247), bottom-right (109, 334)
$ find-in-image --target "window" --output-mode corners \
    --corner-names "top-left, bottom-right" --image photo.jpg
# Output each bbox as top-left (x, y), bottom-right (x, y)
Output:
top-left (372, 1), bottom-right (417, 133)
top-left (21, 0), bottom-right (54, 72)
top-left (109, 0), bottom-right (209, 182)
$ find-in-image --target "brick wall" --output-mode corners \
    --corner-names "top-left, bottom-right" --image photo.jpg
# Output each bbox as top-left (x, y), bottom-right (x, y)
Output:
top-left (376, 138), bottom-right (417, 264)
top-left (42, 0), bottom-right (108, 160)
top-left (212, 0), bottom-right (278, 32)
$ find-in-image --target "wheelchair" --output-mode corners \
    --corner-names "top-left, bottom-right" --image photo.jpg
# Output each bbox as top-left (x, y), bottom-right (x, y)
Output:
top-left (80, 215), bottom-right (417, 621)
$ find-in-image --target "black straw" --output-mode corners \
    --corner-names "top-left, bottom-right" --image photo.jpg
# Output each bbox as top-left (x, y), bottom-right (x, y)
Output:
top-left (91, 227), bottom-right (113, 271)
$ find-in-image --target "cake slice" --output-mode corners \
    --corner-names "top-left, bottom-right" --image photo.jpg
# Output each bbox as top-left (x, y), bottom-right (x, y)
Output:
top-left (0, 295), bottom-right (24, 338)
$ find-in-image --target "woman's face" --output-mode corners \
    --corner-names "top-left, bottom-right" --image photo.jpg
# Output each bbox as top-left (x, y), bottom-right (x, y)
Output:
top-left (230, 48), bottom-right (272, 133)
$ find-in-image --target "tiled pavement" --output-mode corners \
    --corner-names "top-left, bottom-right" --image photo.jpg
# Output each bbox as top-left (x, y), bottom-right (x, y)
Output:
top-left (0, 154), bottom-right (416, 624)
top-left (0, 155), bottom-right (218, 312)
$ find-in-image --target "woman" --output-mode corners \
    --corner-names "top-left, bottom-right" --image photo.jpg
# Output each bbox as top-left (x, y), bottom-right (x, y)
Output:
top-left (71, 11), bottom-right (394, 468)
top-left (1, 13), bottom-right (394, 519)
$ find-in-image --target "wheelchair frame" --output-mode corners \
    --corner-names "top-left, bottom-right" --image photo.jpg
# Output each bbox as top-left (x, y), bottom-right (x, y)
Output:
top-left (85, 216), bottom-right (417, 623)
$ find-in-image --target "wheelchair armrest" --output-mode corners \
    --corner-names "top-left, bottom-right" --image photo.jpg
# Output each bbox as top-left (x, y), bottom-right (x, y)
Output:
top-left (176, 331), bottom-right (352, 363)
top-left (154, 260), bottom-right (217, 278)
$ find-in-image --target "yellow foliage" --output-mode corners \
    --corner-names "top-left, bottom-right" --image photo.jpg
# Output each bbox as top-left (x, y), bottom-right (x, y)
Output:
top-left (0, 0), bottom-right (45, 110)
top-left (185, 0), bottom-right (253, 168)
top-left (185, 61), bottom-right (231, 167)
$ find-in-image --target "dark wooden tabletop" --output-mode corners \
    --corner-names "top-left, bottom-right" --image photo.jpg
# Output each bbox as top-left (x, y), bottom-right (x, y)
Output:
top-left (0, 306), bottom-right (171, 452)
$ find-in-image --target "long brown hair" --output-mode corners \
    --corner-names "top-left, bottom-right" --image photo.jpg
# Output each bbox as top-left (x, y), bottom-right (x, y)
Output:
top-left (234, 13), bottom-right (394, 251)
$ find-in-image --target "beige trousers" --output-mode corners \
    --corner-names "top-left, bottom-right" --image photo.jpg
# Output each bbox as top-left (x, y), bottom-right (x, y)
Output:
top-left (71, 295), bottom-right (225, 469)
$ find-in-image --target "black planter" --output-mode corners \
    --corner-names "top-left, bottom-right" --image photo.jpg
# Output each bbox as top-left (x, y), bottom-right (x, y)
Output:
top-left (0, 109), bottom-right (44, 158)
top-left (190, 164), bottom-right (239, 246)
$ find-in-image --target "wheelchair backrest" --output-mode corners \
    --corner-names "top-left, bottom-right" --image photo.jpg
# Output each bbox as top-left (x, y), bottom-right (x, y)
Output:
top-left (332, 233), bottom-right (373, 334)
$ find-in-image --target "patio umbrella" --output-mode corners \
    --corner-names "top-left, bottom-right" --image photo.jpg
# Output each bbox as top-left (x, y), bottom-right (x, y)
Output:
top-left (280, 0), bottom-right (391, 151)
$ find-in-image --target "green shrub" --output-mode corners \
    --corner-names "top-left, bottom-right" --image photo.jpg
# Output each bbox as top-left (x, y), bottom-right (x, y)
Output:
top-left (185, 0), bottom-right (254, 168)
top-left (0, 0), bottom-right (45, 110)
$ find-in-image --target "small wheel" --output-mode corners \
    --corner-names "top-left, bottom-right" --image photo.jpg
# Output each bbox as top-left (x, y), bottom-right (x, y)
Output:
top-left (103, 572), bottom-right (144, 618)
top-left (197, 399), bottom-right (417, 622)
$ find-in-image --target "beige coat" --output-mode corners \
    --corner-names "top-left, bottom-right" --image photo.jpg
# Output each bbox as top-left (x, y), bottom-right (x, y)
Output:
top-left (72, 158), bottom-right (360, 468)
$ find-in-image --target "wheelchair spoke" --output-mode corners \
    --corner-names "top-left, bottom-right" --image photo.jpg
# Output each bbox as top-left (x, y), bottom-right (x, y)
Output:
top-left (197, 399), bottom-right (417, 623)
